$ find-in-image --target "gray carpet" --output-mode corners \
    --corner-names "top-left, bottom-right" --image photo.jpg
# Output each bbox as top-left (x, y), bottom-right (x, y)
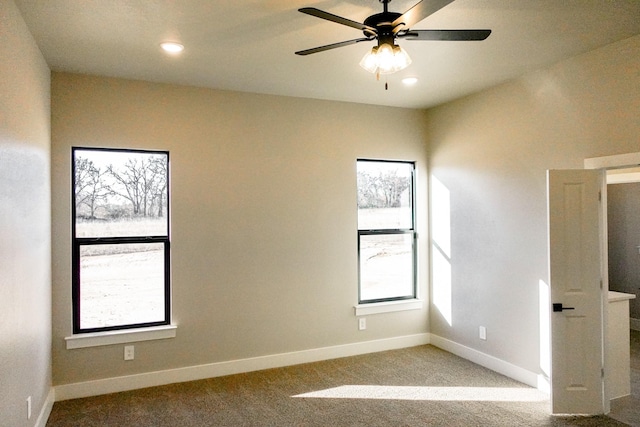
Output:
top-left (47, 344), bottom-right (631, 426)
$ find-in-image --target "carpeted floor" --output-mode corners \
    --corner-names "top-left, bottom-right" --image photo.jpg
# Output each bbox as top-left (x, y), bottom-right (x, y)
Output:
top-left (47, 344), bottom-right (634, 426)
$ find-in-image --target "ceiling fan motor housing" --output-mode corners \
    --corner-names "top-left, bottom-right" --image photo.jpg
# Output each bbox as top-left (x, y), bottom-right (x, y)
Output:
top-left (363, 12), bottom-right (402, 46)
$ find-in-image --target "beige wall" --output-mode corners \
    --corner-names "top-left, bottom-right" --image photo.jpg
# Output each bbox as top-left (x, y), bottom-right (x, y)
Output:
top-left (427, 34), bottom-right (640, 375)
top-left (51, 73), bottom-right (429, 385)
top-left (0, 1), bottom-right (52, 425)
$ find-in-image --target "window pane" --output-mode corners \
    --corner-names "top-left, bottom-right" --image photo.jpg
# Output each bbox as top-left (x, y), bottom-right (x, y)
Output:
top-left (357, 161), bottom-right (413, 230)
top-left (79, 243), bottom-right (165, 329)
top-left (359, 233), bottom-right (414, 301)
top-left (74, 149), bottom-right (168, 237)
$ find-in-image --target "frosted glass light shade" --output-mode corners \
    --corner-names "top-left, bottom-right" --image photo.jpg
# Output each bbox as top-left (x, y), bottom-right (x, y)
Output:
top-left (359, 43), bottom-right (412, 75)
top-left (359, 46), bottom-right (379, 73)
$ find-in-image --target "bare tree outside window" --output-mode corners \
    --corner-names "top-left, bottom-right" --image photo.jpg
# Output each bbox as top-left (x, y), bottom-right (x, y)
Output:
top-left (74, 156), bottom-right (109, 220)
top-left (72, 148), bottom-right (170, 333)
top-left (75, 151), bottom-right (168, 237)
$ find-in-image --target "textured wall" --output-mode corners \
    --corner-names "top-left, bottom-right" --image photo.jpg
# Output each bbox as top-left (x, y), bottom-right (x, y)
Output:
top-left (427, 34), bottom-right (640, 376)
top-left (0, 1), bottom-right (52, 425)
top-left (51, 73), bottom-right (429, 385)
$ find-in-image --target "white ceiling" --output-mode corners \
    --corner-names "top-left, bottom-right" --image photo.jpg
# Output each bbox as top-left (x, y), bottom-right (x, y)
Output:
top-left (14, 0), bottom-right (640, 109)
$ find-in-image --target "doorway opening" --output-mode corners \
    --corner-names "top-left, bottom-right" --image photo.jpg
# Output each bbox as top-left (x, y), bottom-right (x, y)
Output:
top-left (584, 153), bottom-right (640, 423)
top-left (605, 166), bottom-right (640, 328)
top-left (603, 166), bottom-right (640, 424)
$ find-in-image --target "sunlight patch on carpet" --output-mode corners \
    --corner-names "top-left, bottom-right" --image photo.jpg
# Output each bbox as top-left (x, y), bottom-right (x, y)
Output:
top-left (293, 385), bottom-right (548, 402)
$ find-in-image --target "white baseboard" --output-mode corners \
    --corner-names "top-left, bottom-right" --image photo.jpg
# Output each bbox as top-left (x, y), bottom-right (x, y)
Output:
top-left (54, 333), bottom-right (430, 401)
top-left (630, 317), bottom-right (640, 331)
top-left (35, 388), bottom-right (55, 427)
top-left (429, 334), bottom-right (545, 392)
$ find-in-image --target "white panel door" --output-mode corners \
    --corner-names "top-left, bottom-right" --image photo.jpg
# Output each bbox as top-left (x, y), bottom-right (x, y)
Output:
top-left (547, 169), bottom-right (605, 415)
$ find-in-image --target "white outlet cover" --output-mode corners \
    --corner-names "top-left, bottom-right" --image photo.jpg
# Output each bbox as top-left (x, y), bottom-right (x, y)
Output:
top-left (479, 326), bottom-right (487, 340)
top-left (124, 345), bottom-right (135, 360)
top-left (359, 318), bottom-right (366, 330)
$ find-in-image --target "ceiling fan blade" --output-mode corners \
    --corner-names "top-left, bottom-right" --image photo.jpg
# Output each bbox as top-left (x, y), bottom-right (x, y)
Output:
top-left (392, 0), bottom-right (454, 32)
top-left (400, 29), bottom-right (491, 41)
top-left (295, 38), bottom-right (372, 56)
top-left (299, 7), bottom-right (376, 33)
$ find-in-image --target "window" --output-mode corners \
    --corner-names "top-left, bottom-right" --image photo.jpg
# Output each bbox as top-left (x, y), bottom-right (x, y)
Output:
top-left (72, 148), bottom-right (170, 334)
top-left (357, 159), bottom-right (416, 303)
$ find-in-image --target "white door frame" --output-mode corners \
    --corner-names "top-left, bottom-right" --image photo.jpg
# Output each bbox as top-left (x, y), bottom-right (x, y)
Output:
top-left (584, 152), bottom-right (640, 171)
top-left (583, 151), bottom-right (640, 410)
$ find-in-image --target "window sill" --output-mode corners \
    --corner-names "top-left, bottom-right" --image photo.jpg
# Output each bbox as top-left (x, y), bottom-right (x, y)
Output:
top-left (65, 325), bottom-right (177, 349)
top-left (354, 299), bottom-right (423, 316)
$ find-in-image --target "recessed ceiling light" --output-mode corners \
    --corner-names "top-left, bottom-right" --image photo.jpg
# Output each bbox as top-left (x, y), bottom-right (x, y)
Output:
top-left (402, 77), bottom-right (418, 86)
top-left (160, 42), bottom-right (184, 54)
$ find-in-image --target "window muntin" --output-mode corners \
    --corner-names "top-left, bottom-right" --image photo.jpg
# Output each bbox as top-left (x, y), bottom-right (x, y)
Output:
top-left (72, 148), bottom-right (170, 334)
top-left (357, 160), bottom-right (416, 304)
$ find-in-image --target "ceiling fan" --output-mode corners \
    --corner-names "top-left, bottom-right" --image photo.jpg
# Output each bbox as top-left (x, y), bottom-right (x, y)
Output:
top-left (295, 0), bottom-right (491, 76)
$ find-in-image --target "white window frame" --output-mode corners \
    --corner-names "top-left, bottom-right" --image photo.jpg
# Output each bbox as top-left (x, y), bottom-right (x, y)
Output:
top-left (356, 159), bottom-right (418, 305)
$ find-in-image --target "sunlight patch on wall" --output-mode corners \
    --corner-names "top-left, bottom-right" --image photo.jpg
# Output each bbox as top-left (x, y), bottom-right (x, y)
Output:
top-left (293, 385), bottom-right (548, 402)
top-left (431, 176), bottom-right (452, 326)
top-left (433, 248), bottom-right (452, 325)
top-left (539, 279), bottom-right (551, 390)
top-left (431, 176), bottom-right (451, 257)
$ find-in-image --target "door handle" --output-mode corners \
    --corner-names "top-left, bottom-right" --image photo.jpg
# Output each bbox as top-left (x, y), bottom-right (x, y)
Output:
top-left (552, 303), bottom-right (575, 312)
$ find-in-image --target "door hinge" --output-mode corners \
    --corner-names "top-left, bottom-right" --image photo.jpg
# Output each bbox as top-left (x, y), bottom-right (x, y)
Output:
top-left (601, 368), bottom-right (605, 378)
top-left (598, 191), bottom-right (602, 202)
top-left (600, 279), bottom-right (603, 290)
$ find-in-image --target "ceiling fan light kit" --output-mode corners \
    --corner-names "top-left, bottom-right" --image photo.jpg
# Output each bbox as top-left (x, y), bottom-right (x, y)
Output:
top-left (359, 43), bottom-right (412, 75)
top-left (296, 0), bottom-right (491, 79)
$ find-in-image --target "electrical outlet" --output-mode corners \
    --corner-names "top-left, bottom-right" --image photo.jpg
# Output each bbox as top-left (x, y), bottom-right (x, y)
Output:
top-left (479, 326), bottom-right (487, 340)
top-left (358, 318), bottom-right (367, 331)
top-left (124, 345), bottom-right (135, 361)
top-left (26, 396), bottom-right (31, 420)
